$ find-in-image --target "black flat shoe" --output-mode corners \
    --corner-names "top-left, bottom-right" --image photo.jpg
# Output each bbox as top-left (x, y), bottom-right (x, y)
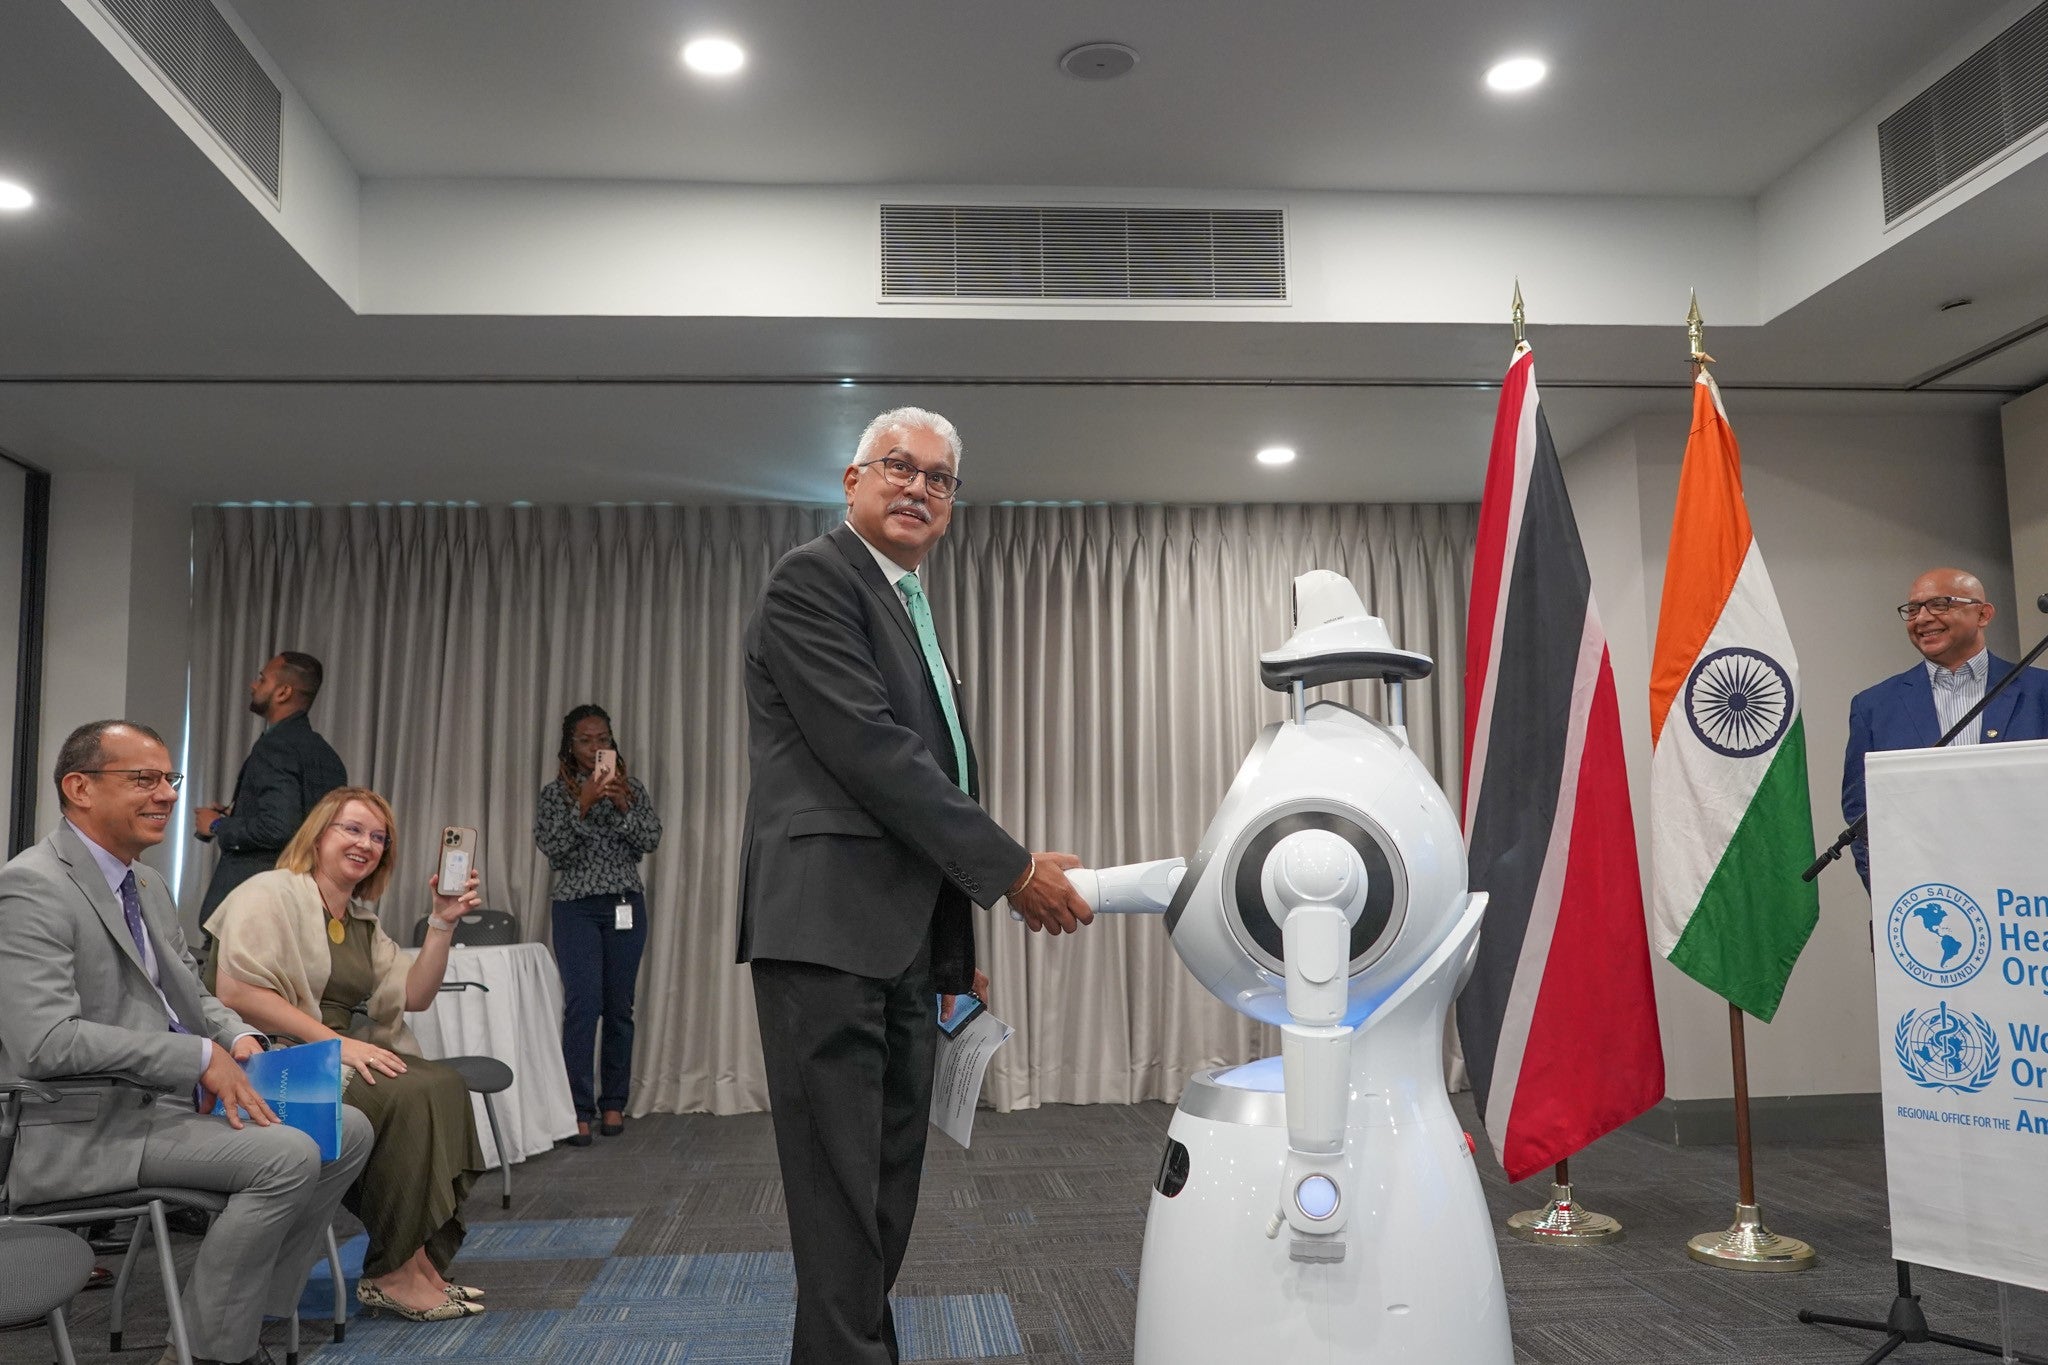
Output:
top-left (565, 1125), bottom-right (593, 1148)
top-left (599, 1118), bottom-right (624, 1137)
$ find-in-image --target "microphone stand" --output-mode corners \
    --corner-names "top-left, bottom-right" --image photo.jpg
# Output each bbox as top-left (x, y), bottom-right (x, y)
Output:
top-left (1799, 597), bottom-right (2048, 1364)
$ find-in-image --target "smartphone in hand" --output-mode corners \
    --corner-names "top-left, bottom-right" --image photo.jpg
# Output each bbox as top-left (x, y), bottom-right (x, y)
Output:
top-left (437, 826), bottom-right (478, 893)
top-left (593, 748), bottom-right (617, 784)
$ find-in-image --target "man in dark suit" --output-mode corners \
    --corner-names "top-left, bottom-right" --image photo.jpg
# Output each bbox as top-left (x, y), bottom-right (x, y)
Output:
top-left (0, 720), bottom-right (370, 1365)
top-left (1843, 567), bottom-right (2048, 885)
top-left (194, 652), bottom-right (347, 919)
top-left (739, 406), bottom-right (1094, 1365)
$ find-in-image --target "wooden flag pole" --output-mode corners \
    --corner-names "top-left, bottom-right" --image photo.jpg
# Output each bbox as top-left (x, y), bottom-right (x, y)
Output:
top-left (1684, 1000), bottom-right (1815, 1270)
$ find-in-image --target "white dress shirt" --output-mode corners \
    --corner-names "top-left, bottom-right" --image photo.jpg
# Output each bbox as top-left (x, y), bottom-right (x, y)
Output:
top-left (1927, 646), bottom-right (1990, 746)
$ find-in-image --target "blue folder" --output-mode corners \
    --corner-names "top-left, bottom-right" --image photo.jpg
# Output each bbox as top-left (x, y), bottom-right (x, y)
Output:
top-left (213, 1038), bottom-right (344, 1161)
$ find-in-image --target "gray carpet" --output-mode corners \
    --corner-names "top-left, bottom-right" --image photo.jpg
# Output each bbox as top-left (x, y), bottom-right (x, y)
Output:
top-left (6, 1096), bottom-right (2045, 1364)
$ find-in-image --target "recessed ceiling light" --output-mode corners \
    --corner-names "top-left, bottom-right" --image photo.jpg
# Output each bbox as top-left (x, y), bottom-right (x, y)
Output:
top-left (1484, 56), bottom-right (1547, 93)
top-left (838, 378), bottom-right (856, 387)
top-left (1256, 446), bottom-right (1297, 466)
top-left (681, 36), bottom-right (745, 76)
top-left (0, 180), bottom-right (34, 212)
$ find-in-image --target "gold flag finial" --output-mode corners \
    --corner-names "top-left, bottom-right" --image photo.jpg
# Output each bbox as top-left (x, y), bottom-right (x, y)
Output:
top-left (1512, 279), bottom-right (1526, 345)
top-left (1687, 289), bottom-right (1714, 368)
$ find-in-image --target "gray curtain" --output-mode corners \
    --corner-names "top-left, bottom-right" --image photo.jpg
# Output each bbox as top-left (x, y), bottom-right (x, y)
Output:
top-left (185, 501), bottom-right (1475, 1115)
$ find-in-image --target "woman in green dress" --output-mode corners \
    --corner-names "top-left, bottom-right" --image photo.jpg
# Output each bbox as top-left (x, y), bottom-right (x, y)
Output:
top-left (206, 786), bottom-right (486, 1323)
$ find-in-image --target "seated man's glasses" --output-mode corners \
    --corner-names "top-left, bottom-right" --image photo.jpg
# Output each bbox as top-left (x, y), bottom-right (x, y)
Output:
top-left (329, 820), bottom-right (390, 848)
top-left (81, 769), bottom-right (184, 791)
top-left (1896, 596), bottom-right (1985, 620)
top-left (857, 455), bottom-right (962, 500)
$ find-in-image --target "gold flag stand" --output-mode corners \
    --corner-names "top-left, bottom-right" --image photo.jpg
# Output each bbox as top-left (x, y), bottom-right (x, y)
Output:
top-left (1688, 1003), bottom-right (1815, 1270)
top-left (1507, 1157), bottom-right (1625, 1244)
top-left (1676, 298), bottom-right (1815, 1272)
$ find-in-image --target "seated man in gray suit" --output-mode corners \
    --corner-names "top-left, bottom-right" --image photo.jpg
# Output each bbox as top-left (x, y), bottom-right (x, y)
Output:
top-left (0, 720), bottom-right (372, 1365)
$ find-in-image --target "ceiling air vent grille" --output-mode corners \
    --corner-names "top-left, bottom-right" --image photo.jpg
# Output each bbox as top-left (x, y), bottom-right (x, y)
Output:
top-left (881, 204), bottom-right (1286, 301)
top-left (95, 0), bottom-right (282, 199)
top-left (1879, 0), bottom-right (2048, 223)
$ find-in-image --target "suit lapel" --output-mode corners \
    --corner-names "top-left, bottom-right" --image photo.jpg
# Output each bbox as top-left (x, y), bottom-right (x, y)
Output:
top-left (54, 824), bottom-right (147, 978)
top-left (827, 524), bottom-right (975, 794)
top-left (1894, 667), bottom-right (1942, 748)
top-left (829, 523), bottom-right (922, 658)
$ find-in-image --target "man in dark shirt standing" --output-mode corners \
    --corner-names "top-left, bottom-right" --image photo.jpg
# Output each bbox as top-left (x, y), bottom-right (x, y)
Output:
top-left (194, 652), bottom-right (348, 919)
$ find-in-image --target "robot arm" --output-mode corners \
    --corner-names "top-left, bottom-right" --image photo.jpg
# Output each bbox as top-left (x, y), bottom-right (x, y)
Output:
top-left (1264, 829), bottom-right (1366, 1262)
top-left (1065, 858), bottom-right (1184, 913)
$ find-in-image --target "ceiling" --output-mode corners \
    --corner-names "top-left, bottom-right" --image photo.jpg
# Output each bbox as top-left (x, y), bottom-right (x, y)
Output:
top-left (0, 0), bottom-right (2040, 505)
top-left (232, 0), bottom-right (1999, 198)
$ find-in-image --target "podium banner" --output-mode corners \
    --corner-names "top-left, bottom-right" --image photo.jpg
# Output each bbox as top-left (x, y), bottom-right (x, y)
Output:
top-left (1868, 738), bottom-right (2048, 1291)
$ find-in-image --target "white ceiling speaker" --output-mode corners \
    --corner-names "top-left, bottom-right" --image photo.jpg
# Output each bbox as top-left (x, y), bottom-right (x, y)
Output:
top-left (1059, 42), bottom-right (1138, 80)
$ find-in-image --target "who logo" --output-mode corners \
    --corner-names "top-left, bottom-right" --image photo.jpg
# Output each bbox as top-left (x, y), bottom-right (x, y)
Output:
top-left (1894, 1002), bottom-right (2000, 1094)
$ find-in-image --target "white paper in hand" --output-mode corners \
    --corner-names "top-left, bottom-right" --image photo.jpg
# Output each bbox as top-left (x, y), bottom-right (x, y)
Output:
top-left (930, 997), bottom-right (1013, 1148)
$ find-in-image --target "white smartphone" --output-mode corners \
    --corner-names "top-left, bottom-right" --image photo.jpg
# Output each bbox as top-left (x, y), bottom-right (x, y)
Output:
top-left (437, 826), bottom-right (478, 892)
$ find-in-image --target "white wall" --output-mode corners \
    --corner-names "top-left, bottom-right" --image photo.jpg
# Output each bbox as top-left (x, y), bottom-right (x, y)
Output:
top-left (1565, 400), bottom-right (2011, 1101)
top-left (2004, 383), bottom-right (2048, 603)
top-left (39, 466), bottom-right (192, 894)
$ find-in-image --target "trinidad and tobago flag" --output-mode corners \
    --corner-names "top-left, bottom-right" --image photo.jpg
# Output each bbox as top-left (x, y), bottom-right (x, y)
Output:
top-left (1454, 341), bottom-right (1666, 1183)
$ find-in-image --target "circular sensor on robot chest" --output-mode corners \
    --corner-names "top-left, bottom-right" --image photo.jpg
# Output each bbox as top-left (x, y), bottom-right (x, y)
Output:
top-left (1295, 1174), bottom-right (1341, 1221)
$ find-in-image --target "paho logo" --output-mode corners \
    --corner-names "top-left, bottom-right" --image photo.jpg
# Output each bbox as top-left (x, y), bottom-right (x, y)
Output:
top-left (1888, 883), bottom-right (1991, 989)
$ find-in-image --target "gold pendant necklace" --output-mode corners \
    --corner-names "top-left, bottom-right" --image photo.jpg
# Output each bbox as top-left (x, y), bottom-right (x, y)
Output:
top-left (327, 913), bottom-right (347, 945)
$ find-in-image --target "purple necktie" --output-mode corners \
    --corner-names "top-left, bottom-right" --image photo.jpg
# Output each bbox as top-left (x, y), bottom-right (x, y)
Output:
top-left (120, 871), bottom-right (189, 1035)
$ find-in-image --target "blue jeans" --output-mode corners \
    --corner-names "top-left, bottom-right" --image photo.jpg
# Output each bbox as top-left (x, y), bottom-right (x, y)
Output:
top-left (551, 892), bottom-right (648, 1120)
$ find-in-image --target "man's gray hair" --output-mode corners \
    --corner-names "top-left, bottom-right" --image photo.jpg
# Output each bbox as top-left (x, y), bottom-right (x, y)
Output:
top-left (852, 407), bottom-right (963, 472)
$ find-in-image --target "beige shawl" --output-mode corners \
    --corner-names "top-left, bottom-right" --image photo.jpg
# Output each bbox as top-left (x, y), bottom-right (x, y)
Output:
top-left (203, 868), bottom-right (421, 1055)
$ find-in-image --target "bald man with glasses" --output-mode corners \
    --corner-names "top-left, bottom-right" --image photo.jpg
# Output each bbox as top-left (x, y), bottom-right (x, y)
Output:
top-left (1842, 567), bottom-right (2048, 886)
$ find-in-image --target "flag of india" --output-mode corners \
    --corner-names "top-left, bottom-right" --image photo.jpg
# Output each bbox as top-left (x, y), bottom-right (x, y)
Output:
top-left (1648, 371), bottom-right (1819, 1022)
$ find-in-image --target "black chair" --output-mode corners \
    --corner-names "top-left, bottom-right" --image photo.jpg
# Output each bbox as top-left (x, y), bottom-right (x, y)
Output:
top-left (0, 1076), bottom-right (348, 1365)
top-left (430, 983), bottom-right (517, 1209)
top-left (0, 1224), bottom-right (94, 1365)
top-left (391, 918), bottom-right (526, 1210)
top-left (411, 907), bottom-right (520, 948)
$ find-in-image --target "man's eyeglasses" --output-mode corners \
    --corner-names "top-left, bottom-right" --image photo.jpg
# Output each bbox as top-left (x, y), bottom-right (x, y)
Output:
top-left (1897, 596), bottom-right (1986, 620)
top-left (329, 820), bottom-right (390, 848)
top-left (80, 769), bottom-right (183, 791)
top-left (857, 455), bottom-right (962, 501)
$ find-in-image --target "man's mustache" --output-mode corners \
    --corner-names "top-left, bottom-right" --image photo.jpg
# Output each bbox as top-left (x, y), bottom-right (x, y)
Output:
top-left (887, 499), bottom-right (932, 523)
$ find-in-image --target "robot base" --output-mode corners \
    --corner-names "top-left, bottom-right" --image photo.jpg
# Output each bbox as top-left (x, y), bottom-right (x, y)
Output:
top-left (1134, 1064), bottom-right (1512, 1364)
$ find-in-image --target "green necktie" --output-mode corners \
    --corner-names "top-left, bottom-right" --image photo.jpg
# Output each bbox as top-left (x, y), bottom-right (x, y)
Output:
top-left (896, 572), bottom-right (970, 792)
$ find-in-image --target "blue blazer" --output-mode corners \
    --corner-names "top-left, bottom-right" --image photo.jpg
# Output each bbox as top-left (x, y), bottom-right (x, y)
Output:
top-left (1842, 654), bottom-right (2048, 885)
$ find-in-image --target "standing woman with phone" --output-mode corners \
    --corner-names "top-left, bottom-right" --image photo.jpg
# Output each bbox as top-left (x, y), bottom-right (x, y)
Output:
top-left (534, 704), bottom-right (663, 1145)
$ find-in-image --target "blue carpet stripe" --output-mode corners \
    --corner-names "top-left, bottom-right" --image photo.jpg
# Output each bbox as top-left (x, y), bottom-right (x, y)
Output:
top-left (582, 1251), bottom-right (795, 1305)
top-left (897, 1294), bottom-right (1025, 1361)
top-left (305, 1257), bottom-right (1023, 1362)
top-left (459, 1217), bottom-right (633, 1261)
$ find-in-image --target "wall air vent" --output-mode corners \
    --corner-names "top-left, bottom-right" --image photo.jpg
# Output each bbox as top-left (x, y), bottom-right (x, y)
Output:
top-left (93, 0), bottom-right (282, 200)
top-left (1878, 0), bottom-right (2048, 223)
top-left (881, 204), bottom-right (1286, 302)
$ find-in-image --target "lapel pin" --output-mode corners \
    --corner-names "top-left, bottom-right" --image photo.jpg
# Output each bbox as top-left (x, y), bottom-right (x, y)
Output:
top-left (1988, 729), bottom-right (1999, 739)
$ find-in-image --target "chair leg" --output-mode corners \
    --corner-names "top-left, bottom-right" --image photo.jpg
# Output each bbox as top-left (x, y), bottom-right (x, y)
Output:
top-left (482, 1093), bottom-right (512, 1209)
top-left (285, 1301), bottom-right (299, 1365)
top-left (48, 1305), bottom-right (77, 1365)
top-left (325, 1224), bottom-right (346, 1343)
top-left (110, 1214), bottom-right (145, 1351)
top-left (148, 1202), bottom-right (193, 1365)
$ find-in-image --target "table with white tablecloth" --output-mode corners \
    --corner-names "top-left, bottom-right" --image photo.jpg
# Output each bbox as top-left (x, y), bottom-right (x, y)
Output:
top-left (405, 941), bottom-right (578, 1168)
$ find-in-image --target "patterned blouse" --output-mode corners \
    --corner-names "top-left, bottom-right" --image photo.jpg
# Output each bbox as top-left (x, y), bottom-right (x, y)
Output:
top-left (533, 775), bottom-right (663, 901)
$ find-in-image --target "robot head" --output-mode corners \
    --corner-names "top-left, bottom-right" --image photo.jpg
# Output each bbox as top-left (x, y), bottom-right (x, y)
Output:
top-left (1162, 573), bottom-right (1467, 1027)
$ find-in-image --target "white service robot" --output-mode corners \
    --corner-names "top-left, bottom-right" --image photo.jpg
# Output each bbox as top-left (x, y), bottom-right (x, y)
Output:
top-left (1065, 570), bottom-right (1513, 1364)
